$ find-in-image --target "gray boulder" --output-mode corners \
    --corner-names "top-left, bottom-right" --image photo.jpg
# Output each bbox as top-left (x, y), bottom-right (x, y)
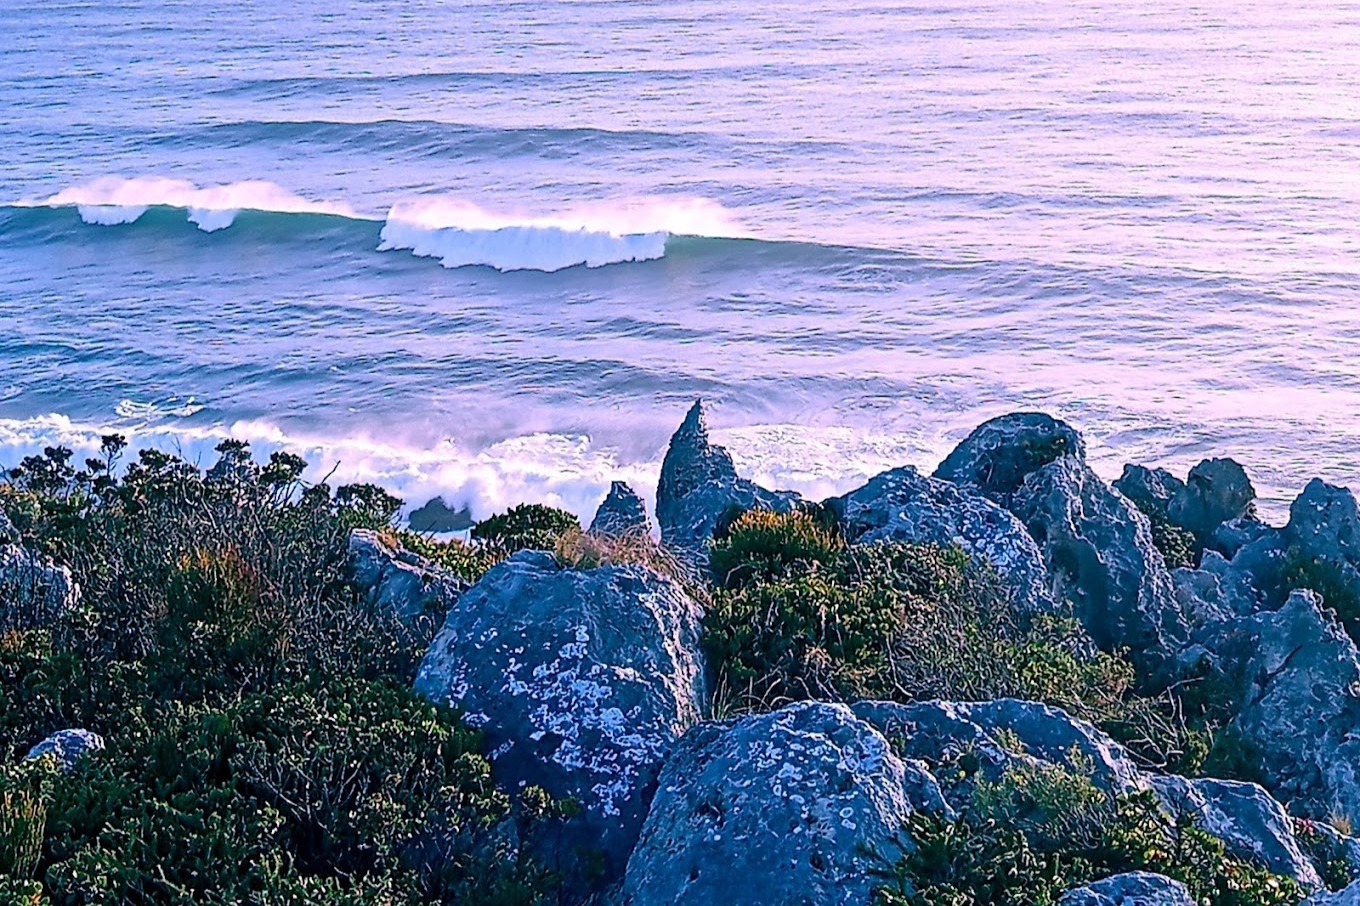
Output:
top-left (619, 701), bottom-right (950, 906)
top-left (25, 729), bottom-right (105, 772)
top-left (1169, 458), bottom-right (1256, 541)
top-left (1150, 775), bottom-right (1321, 887)
top-left (825, 466), bottom-right (1053, 613)
top-left (414, 551), bottom-right (707, 882)
top-left (347, 529), bottom-right (465, 625)
top-left (1171, 550), bottom-right (1263, 626)
top-left (934, 412), bottom-right (1086, 506)
top-left (1059, 872), bottom-right (1195, 906)
top-left (408, 497), bottom-right (473, 532)
top-left (656, 401), bottom-right (800, 568)
top-left (589, 481), bottom-right (650, 538)
top-left (1275, 479), bottom-right (1360, 603)
top-left (1307, 880), bottom-right (1360, 905)
top-left (1010, 456), bottom-right (1188, 672)
top-left (1, 543), bottom-right (80, 632)
top-left (1114, 465), bottom-right (1185, 522)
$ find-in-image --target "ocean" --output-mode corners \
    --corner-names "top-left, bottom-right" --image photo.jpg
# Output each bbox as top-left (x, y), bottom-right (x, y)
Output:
top-left (3, 0), bottom-right (1359, 521)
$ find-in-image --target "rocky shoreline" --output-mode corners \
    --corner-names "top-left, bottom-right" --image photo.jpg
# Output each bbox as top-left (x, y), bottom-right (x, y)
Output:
top-left (10, 402), bottom-right (1360, 904)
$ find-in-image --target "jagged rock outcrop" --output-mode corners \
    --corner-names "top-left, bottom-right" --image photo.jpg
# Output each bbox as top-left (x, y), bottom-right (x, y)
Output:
top-left (1168, 458), bottom-right (1256, 541)
top-left (656, 401), bottom-right (800, 568)
top-left (934, 412), bottom-right (1087, 506)
top-left (1058, 872), bottom-right (1195, 906)
top-left (825, 466), bottom-right (1054, 613)
top-left (589, 481), bottom-right (649, 538)
top-left (1307, 880), bottom-right (1360, 905)
top-left (619, 701), bottom-right (950, 906)
top-left (1209, 589), bottom-right (1360, 825)
top-left (25, 729), bottom-right (105, 772)
top-left (853, 698), bottom-right (1147, 802)
top-left (346, 529), bottom-right (465, 625)
top-left (1171, 550), bottom-right (1262, 625)
top-left (1011, 456), bottom-right (1188, 672)
top-left (1, 532), bottom-right (80, 632)
top-left (414, 551), bottom-right (707, 883)
top-left (1150, 775), bottom-right (1321, 887)
top-left (1114, 465), bottom-right (1185, 522)
top-left (408, 497), bottom-right (473, 532)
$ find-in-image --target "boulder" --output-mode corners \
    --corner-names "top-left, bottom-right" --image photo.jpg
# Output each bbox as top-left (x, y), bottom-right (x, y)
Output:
top-left (853, 699), bottom-right (1147, 805)
top-left (346, 529), bottom-right (465, 625)
top-left (1, 543), bottom-right (80, 632)
top-left (1114, 465), bottom-right (1185, 522)
top-left (414, 551), bottom-right (707, 883)
top-left (1306, 879), bottom-right (1360, 905)
top-left (619, 701), bottom-right (950, 906)
top-left (1168, 458), bottom-right (1256, 541)
top-left (589, 481), bottom-right (650, 538)
top-left (1010, 456), bottom-right (1188, 673)
top-left (656, 401), bottom-right (800, 568)
top-left (1150, 775), bottom-right (1321, 887)
top-left (408, 497), bottom-right (473, 533)
top-left (825, 466), bottom-right (1053, 613)
top-left (1211, 589), bottom-right (1360, 826)
top-left (1171, 550), bottom-right (1262, 626)
top-left (25, 729), bottom-right (105, 772)
top-left (1058, 872), bottom-right (1195, 906)
top-left (933, 412), bottom-right (1086, 506)
top-left (1274, 479), bottom-right (1360, 604)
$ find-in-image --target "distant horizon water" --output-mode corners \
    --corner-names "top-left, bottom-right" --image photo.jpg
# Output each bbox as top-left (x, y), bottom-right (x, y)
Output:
top-left (4, 0), bottom-right (1360, 521)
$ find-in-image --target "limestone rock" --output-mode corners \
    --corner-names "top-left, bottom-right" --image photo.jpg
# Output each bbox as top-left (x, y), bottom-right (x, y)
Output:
top-left (414, 551), bottom-right (707, 882)
top-left (825, 466), bottom-right (1053, 613)
top-left (1169, 458), bottom-right (1256, 541)
top-left (1059, 872), bottom-right (1195, 906)
top-left (589, 481), bottom-right (650, 538)
top-left (1, 543), bottom-right (80, 632)
top-left (1114, 465), bottom-right (1185, 522)
top-left (25, 729), bottom-right (105, 772)
top-left (346, 529), bottom-right (464, 625)
top-left (933, 412), bottom-right (1086, 506)
top-left (619, 701), bottom-right (949, 906)
top-left (656, 401), bottom-right (800, 568)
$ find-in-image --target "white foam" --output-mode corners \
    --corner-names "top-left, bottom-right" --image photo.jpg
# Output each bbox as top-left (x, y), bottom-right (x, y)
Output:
top-left (32, 177), bottom-right (356, 232)
top-left (378, 196), bottom-right (745, 272)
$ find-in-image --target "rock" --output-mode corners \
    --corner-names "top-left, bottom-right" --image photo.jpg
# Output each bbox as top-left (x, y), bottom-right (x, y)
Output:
top-left (1212, 589), bottom-right (1360, 826)
top-left (347, 529), bottom-right (465, 625)
top-left (1275, 479), bottom-right (1360, 603)
top-left (825, 466), bottom-right (1053, 613)
top-left (1150, 775), bottom-right (1322, 887)
top-left (1306, 878), bottom-right (1360, 905)
top-left (408, 497), bottom-right (473, 533)
top-left (1058, 872), bottom-right (1195, 906)
top-left (934, 412), bottom-right (1086, 506)
top-left (1114, 465), bottom-right (1185, 522)
top-left (1010, 456), bottom-right (1188, 673)
top-left (852, 699), bottom-right (1147, 804)
top-left (619, 701), bottom-right (950, 906)
top-left (1, 544), bottom-right (80, 631)
top-left (656, 401), bottom-right (801, 567)
top-left (25, 729), bottom-right (104, 772)
top-left (1211, 516), bottom-right (1275, 560)
top-left (589, 481), bottom-right (650, 538)
top-left (414, 551), bottom-right (707, 884)
top-left (1168, 458), bottom-right (1256, 540)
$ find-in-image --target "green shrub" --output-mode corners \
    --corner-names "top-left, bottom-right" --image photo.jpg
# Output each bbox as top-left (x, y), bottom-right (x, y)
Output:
top-left (1, 763), bottom-right (49, 882)
top-left (1149, 514), bottom-right (1199, 570)
top-left (1280, 552), bottom-right (1360, 641)
top-left (396, 532), bottom-right (504, 585)
top-left (470, 505), bottom-right (580, 554)
top-left (708, 510), bottom-right (843, 590)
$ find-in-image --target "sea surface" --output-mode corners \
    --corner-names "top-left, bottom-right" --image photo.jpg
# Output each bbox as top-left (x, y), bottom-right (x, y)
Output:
top-left (3, 0), bottom-right (1359, 521)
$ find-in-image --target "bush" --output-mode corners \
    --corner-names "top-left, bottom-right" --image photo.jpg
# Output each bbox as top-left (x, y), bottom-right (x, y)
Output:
top-left (396, 531), bottom-right (505, 585)
top-left (470, 505), bottom-right (580, 554)
top-left (708, 509), bottom-right (843, 590)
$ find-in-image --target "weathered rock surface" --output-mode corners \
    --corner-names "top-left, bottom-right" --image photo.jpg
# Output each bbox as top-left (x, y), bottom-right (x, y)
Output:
top-left (414, 551), bottom-right (707, 881)
top-left (1307, 880), bottom-right (1360, 905)
top-left (1168, 458), bottom-right (1256, 541)
top-left (1, 542), bottom-right (80, 631)
top-left (1150, 775), bottom-right (1321, 887)
top-left (656, 401), bottom-right (800, 567)
top-left (347, 529), bottom-right (465, 625)
top-left (25, 729), bottom-right (105, 772)
top-left (1011, 456), bottom-right (1188, 671)
top-left (619, 701), bottom-right (949, 906)
top-left (408, 497), bottom-right (473, 532)
top-left (589, 481), bottom-right (650, 538)
top-left (826, 466), bottom-right (1053, 613)
top-left (1114, 465), bottom-right (1185, 522)
top-left (1058, 872), bottom-right (1195, 906)
top-left (934, 412), bottom-right (1087, 505)
top-left (853, 698), bottom-right (1147, 803)
top-left (1210, 589), bottom-right (1360, 825)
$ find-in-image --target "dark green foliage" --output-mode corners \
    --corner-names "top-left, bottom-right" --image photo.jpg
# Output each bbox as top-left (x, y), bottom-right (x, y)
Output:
top-left (1280, 552), bottom-right (1360, 642)
top-left (877, 777), bottom-right (1303, 906)
top-left (396, 531), bottom-right (505, 585)
top-left (703, 514), bottom-right (1203, 768)
top-left (470, 504), bottom-right (580, 554)
top-left (0, 442), bottom-right (558, 904)
top-left (1148, 514), bottom-right (1199, 570)
top-left (1294, 819), bottom-right (1357, 892)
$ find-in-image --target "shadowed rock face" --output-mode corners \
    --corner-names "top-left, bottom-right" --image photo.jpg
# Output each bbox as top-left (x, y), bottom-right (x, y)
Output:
top-left (1307, 880), bottom-right (1360, 905)
top-left (414, 551), bottom-right (707, 884)
top-left (589, 481), bottom-right (649, 538)
top-left (408, 497), bottom-right (473, 533)
top-left (825, 465), bottom-right (1054, 613)
top-left (620, 701), bottom-right (950, 906)
top-left (347, 529), bottom-right (465, 626)
top-left (1168, 458), bottom-right (1256, 540)
top-left (1059, 872), bottom-right (1195, 906)
top-left (933, 412), bottom-right (1086, 506)
top-left (1114, 464), bottom-right (1186, 522)
top-left (656, 401), bottom-right (800, 567)
top-left (26, 729), bottom-right (105, 773)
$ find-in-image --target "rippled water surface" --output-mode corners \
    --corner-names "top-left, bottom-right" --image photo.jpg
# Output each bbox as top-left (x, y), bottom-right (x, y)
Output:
top-left (3, 0), bottom-right (1359, 517)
